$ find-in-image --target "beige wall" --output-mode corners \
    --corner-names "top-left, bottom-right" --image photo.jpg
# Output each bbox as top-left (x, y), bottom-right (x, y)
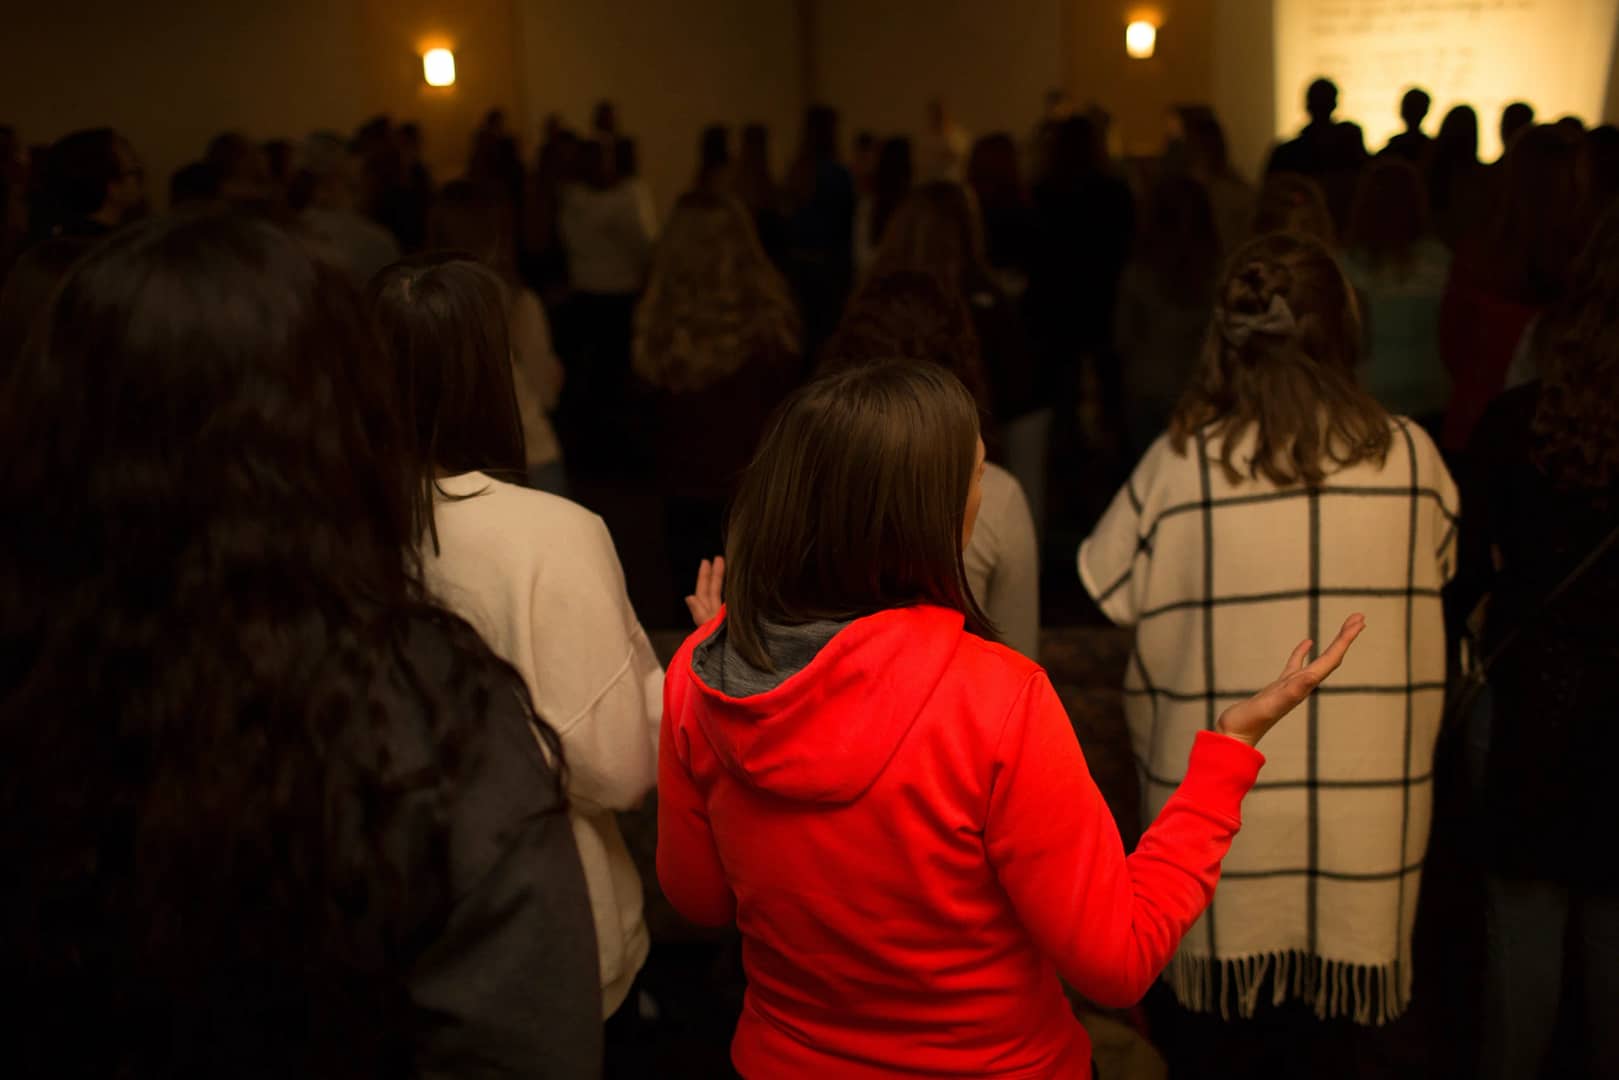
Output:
top-left (1066, 0), bottom-right (1216, 159)
top-left (0, 0), bottom-right (520, 208)
top-left (812, 0), bottom-right (1063, 151)
top-left (514, 0), bottom-right (801, 216)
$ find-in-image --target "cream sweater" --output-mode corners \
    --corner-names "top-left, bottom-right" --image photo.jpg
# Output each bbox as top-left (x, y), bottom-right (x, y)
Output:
top-left (964, 463), bottom-right (1041, 658)
top-left (424, 473), bottom-right (663, 1018)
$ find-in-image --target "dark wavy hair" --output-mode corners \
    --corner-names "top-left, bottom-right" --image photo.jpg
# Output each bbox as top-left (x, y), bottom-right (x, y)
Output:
top-left (0, 211), bottom-right (564, 1075)
top-left (1531, 204), bottom-right (1619, 490)
top-left (1170, 232), bottom-right (1392, 487)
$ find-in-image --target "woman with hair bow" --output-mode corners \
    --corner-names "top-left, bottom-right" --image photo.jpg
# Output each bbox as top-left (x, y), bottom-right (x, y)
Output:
top-left (1081, 233), bottom-right (1458, 1079)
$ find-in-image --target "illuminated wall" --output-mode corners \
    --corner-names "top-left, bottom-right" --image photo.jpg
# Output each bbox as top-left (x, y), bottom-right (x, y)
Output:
top-left (1274, 0), bottom-right (1619, 161)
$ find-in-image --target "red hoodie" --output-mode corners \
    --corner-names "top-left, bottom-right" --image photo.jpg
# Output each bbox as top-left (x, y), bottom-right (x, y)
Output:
top-left (657, 605), bottom-right (1263, 1078)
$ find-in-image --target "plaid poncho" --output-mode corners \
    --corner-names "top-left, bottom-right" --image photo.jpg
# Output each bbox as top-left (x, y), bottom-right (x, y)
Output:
top-left (1080, 419), bottom-right (1458, 1024)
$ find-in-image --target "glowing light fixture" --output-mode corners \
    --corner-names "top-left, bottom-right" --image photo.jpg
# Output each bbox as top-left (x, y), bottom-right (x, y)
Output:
top-left (423, 48), bottom-right (456, 87)
top-left (1126, 20), bottom-right (1157, 59)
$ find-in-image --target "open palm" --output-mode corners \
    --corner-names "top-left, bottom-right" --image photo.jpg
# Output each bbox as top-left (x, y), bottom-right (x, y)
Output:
top-left (1217, 614), bottom-right (1367, 748)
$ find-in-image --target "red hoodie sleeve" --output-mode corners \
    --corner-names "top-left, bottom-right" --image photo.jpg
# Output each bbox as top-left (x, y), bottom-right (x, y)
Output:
top-left (985, 673), bottom-right (1261, 1008)
top-left (655, 662), bottom-right (737, 927)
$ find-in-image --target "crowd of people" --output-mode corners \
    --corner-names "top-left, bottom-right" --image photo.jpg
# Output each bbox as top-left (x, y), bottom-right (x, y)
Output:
top-left (1, 74), bottom-right (1617, 1079)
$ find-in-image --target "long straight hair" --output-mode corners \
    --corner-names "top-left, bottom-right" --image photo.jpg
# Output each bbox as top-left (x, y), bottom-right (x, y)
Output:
top-left (369, 254), bottom-right (526, 551)
top-left (724, 362), bottom-right (990, 670)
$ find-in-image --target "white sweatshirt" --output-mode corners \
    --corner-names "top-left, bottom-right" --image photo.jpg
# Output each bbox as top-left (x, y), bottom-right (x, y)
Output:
top-left (423, 472), bottom-right (663, 1017)
top-left (964, 462), bottom-right (1041, 659)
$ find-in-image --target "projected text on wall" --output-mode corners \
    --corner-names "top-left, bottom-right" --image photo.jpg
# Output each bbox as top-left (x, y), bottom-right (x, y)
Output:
top-left (1275, 0), bottom-right (1618, 160)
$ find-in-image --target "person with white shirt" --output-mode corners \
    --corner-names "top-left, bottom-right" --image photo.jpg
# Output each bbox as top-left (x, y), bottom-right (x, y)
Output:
top-left (370, 253), bottom-right (664, 1037)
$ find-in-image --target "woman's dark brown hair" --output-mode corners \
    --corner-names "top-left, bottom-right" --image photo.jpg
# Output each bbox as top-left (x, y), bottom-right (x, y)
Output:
top-left (724, 362), bottom-right (990, 670)
top-left (1530, 203), bottom-right (1619, 489)
top-left (1472, 123), bottom-right (1589, 304)
top-left (369, 253), bottom-right (526, 550)
top-left (1170, 232), bottom-right (1392, 487)
top-left (1346, 158), bottom-right (1429, 271)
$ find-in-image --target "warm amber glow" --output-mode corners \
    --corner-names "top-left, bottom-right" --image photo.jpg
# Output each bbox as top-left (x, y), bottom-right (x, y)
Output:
top-left (1125, 20), bottom-right (1157, 60)
top-left (423, 48), bottom-right (456, 87)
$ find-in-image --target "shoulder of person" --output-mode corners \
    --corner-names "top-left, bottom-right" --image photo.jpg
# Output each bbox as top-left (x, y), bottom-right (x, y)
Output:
top-left (440, 474), bottom-right (610, 551)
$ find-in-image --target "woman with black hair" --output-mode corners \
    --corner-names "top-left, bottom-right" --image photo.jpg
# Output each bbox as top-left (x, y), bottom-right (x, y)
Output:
top-left (372, 254), bottom-right (666, 1044)
top-left (0, 212), bottom-right (600, 1077)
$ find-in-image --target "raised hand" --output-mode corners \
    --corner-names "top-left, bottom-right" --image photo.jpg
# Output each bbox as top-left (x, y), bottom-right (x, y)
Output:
top-left (685, 556), bottom-right (726, 628)
top-left (1216, 614), bottom-right (1367, 748)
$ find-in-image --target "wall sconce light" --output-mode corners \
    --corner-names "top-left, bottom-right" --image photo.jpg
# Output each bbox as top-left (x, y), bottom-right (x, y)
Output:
top-left (423, 48), bottom-right (456, 87)
top-left (1125, 20), bottom-right (1157, 59)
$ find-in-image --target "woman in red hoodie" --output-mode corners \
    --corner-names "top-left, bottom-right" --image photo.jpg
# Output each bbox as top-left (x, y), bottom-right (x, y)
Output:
top-left (657, 362), bottom-right (1364, 1078)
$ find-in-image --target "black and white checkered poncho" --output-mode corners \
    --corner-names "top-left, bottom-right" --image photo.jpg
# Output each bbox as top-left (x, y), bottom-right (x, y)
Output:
top-left (1080, 418), bottom-right (1458, 1026)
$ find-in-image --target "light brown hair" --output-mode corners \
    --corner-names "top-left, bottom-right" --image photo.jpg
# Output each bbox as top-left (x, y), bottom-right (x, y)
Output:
top-left (633, 191), bottom-right (800, 392)
top-left (724, 362), bottom-right (990, 670)
top-left (1170, 232), bottom-right (1391, 487)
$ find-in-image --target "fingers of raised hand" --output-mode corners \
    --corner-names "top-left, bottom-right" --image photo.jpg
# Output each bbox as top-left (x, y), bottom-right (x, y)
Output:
top-left (1306, 614), bottom-right (1366, 679)
top-left (1280, 638), bottom-right (1314, 679)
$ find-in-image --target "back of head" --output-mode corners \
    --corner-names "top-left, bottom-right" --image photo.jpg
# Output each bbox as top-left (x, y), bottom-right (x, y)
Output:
top-left (204, 132), bottom-right (269, 197)
top-left (724, 361), bottom-right (988, 670)
top-left (1400, 87), bottom-right (1432, 127)
top-left (825, 266), bottom-right (991, 419)
top-left (868, 181), bottom-right (987, 293)
top-left (1346, 158), bottom-right (1429, 266)
top-left (1306, 78), bottom-right (1339, 123)
top-left (700, 124), bottom-right (730, 170)
top-left (426, 177), bottom-right (513, 275)
top-left (1482, 122), bottom-right (1589, 303)
top-left (1435, 105), bottom-right (1480, 164)
top-left (43, 128), bottom-right (119, 222)
top-left (0, 210), bottom-right (455, 1072)
top-left (967, 132), bottom-right (1023, 210)
top-left (1040, 114), bottom-right (1103, 188)
top-left (1171, 231), bottom-right (1390, 487)
top-left (1178, 106), bottom-right (1232, 177)
top-left (1137, 173), bottom-right (1222, 303)
top-left (633, 191), bottom-right (799, 392)
top-left (0, 235), bottom-right (94, 364)
top-left (1254, 172), bottom-right (1337, 246)
top-left (1530, 203), bottom-right (1619, 489)
top-left (369, 254), bottom-right (526, 546)
top-left (169, 160), bottom-right (221, 208)
top-left (1501, 101), bottom-right (1536, 148)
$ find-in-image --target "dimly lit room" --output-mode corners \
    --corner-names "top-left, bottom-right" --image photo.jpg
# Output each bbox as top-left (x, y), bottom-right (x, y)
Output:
top-left (3, 1), bottom-right (1618, 1077)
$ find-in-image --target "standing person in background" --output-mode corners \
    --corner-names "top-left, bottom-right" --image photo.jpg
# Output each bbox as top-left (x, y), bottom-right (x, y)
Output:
top-left (1114, 173), bottom-right (1223, 463)
top-left (852, 136), bottom-right (911, 276)
top-left (394, 122), bottom-right (434, 253)
top-left (372, 255), bottom-right (666, 1073)
top-left (1252, 172), bottom-right (1337, 246)
top-left (204, 132), bottom-right (270, 201)
top-left (658, 358), bottom-right (1365, 1079)
top-left (851, 130), bottom-right (878, 198)
top-left (1428, 105), bottom-right (1485, 249)
top-left (525, 123), bottom-right (579, 299)
top-left (1343, 158), bottom-right (1452, 435)
top-left (920, 97), bottom-right (970, 182)
top-left (693, 124), bottom-right (730, 197)
top-left (2, 212), bottom-right (601, 1077)
top-left (785, 105), bottom-right (856, 363)
top-left (1454, 205), bottom-right (1619, 1080)
top-left (36, 128), bottom-right (145, 240)
top-left (1382, 88), bottom-right (1435, 165)
top-left (1171, 106), bottom-right (1256, 257)
top-left (633, 193), bottom-right (801, 622)
top-left (824, 271), bottom-right (1041, 658)
top-left (296, 132), bottom-right (400, 286)
top-left (736, 123), bottom-right (788, 266)
top-left (1441, 123), bottom-right (1587, 453)
top-left (557, 137), bottom-right (657, 476)
top-left (967, 132), bottom-right (1039, 296)
top-left (1497, 102), bottom-right (1536, 161)
top-left (1083, 232), bottom-right (1457, 1079)
top-left (1266, 78), bottom-right (1369, 232)
top-left (428, 179), bottom-right (567, 495)
top-left (1026, 114), bottom-right (1134, 463)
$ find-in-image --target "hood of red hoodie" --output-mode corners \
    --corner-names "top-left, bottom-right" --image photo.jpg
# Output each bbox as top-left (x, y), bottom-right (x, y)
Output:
top-left (680, 605), bottom-right (966, 804)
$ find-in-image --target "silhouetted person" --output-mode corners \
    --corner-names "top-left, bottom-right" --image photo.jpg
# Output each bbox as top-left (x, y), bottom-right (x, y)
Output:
top-left (469, 108), bottom-right (522, 214)
top-left (168, 161), bottom-right (220, 209)
top-left (204, 132), bottom-right (269, 200)
top-left (592, 100), bottom-right (618, 145)
top-left (693, 124), bottom-right (730, 196)
top-left (1430, 104), bottom-right (1484, 249)
top-left (920, 97), bottom-right (969, 182)
top-left (967, 131), bottom-right (1038, 289)
top-left (736, 123), bottom-right (788, 265)
top-left (263, 138), bottom-right (295, 200)
top-left (852, 130), bottom-right (878, 196)
top-left (1266, 78), bottom-right (1368, 230)
top-left (785, 104), bottom-right (856, 361)
top-left (1499, 101), bottom-right (1535, 157)
top-left (1253, 172), bottom-right (1336, 246)
top-left (854, 136), bottom-right (911, 273)
top-left (1166, 106), bottom-right (1256, 255)
top-left (37, 128), bottom-right (145, 239)
top-left (1383, 87), bottom-right (1434, 164)
top-left (1587, 124), bottom-right (1619, 215)
top-left (296, 132), bottom-right (400, 285)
